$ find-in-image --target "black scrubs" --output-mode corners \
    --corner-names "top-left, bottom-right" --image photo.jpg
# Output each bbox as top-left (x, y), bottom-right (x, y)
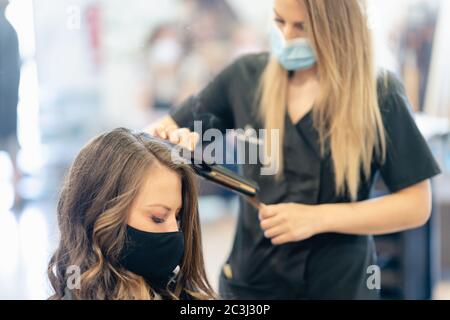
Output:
top-left (169, 53), bottom-right (442, 300)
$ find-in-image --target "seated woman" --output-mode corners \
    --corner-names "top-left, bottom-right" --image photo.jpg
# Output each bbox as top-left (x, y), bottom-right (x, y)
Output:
top-left (48, 128), bottom-right (214, 300)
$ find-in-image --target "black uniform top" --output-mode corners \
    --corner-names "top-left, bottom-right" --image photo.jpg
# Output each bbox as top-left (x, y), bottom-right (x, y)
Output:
top-left (169, 53), bottom-right (441, 299)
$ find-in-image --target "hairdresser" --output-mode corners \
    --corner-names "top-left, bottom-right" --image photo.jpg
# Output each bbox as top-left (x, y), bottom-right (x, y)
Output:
top-left (148, 0), bottom-right (441, 299)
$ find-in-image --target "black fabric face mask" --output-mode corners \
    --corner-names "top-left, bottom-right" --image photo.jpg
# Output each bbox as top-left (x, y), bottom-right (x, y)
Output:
top-left (119, 225), bottom-right (184, 291)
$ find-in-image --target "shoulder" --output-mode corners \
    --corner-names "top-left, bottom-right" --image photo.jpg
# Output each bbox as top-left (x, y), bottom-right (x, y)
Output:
top-left (376, 69), bottom-right (411, 117)
top-left (232, 52), bottom-right (270, 71)
top-left (222, 52), bottom-right (270, 81)
top-left (377, 69), bottom-right (405, 96)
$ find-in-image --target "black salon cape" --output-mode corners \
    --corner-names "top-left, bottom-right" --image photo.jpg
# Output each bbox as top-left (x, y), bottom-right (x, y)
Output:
top-left (169, 53), bottom-right (441, 300)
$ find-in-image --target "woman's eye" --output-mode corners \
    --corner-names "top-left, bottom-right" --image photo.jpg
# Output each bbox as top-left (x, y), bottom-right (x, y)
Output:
top-left (295, 23), bottom-right (305, 31)
top-left (274, 19), bottom-right (284, 25)
top-left (151, 216), bottom-right (165, 224)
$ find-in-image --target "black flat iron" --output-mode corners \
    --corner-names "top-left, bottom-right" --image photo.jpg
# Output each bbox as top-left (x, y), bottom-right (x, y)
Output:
top-left (148, 134), bottom-right (263, 210)
top-left (190, 160), bottom-right (263, 210)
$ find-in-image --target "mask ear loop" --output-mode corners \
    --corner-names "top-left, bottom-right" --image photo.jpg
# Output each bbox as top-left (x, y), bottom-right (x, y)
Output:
top-left (167, 265), bottom-right (180, 288)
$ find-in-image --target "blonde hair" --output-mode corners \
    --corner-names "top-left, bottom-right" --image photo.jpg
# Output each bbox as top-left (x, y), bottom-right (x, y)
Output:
top-left (259, 0), bottom-right (386, 201)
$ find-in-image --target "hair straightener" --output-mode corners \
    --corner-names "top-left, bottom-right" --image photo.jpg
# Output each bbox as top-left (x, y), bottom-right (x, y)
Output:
top-left (190, 160), bottom-right (263, 210)
top-left (148, 134), bottom-right (263, 210)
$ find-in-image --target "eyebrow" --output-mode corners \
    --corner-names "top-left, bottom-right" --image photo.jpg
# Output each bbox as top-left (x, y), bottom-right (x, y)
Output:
top-left (146, 204), bottom-right (182, 216)
top-left (273, 9), bottom-right (305, 25)
top-left (273, 9), bottom-right (283, 19)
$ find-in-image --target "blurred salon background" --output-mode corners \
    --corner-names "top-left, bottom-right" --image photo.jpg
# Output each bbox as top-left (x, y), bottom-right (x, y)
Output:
top-left (0, 0), bottom-right (449, 299)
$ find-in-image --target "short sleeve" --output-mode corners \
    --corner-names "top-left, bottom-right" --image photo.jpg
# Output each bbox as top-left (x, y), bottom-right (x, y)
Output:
top-left (169, 59), bottom-right (239, 131)
top-left (377, 71), bottom-right (441, 193)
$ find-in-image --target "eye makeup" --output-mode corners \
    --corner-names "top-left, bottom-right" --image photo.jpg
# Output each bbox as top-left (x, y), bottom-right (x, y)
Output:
top-left (145, 204), bottom-right (181, 225)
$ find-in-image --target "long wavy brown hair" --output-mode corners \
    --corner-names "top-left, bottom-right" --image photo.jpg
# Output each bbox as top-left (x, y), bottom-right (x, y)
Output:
top-left (48, 128), bottom-right (215, 300)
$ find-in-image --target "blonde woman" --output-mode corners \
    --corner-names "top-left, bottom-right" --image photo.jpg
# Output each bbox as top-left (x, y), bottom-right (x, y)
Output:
top-left (149, 0), bottom-right (441, 299)
top-left (48, 128), bottom-right (214, 300)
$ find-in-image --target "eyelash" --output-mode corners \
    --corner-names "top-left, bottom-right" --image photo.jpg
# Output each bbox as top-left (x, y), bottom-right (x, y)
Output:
top-left (150, 214), bottom-right (182, 224)
top-left (275, 19), bottom-right (305, 31)
top-left (151, 216), bottom-right (165, 224)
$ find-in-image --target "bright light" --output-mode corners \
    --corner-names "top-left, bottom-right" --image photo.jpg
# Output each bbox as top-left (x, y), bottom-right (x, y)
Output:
top-left (6, 0), bottom-right (43, 175)
top-left (19, 207), bottom-right (50, 299)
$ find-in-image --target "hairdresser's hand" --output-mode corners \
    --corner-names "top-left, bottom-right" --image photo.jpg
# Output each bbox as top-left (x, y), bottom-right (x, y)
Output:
top-left (149, 123), bottom-right (200, 152)
top-left (259, 203), bottom-right (325, 245)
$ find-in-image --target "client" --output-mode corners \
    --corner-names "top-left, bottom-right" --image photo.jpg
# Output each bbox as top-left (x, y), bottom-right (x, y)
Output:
top-left (48, 128), bottom-right (215, 300)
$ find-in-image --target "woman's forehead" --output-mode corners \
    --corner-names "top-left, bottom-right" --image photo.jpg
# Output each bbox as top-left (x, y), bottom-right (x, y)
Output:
top-left (136, 164), bottom-right (183, 207)
top-left (274, 0), bottom-right (307, 21)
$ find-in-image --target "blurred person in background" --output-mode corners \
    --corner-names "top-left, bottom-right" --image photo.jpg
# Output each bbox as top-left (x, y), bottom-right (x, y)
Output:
top-left (177, 0), bottom-right (239, 99)
top-left (139, 0), bottom-right (241, 114)
top-left (390, 1), bottom-right (439, 112)
top-left (0, 0), bottom-right (21, 208)
top-left (138, 23), bottom-right (185, 129)
top-left (142, 24), bottom-right (184, 113)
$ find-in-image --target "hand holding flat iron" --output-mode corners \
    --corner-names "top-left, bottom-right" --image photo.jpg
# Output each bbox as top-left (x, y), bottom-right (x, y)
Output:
top-left (259, 203), bottom-right (325, 245)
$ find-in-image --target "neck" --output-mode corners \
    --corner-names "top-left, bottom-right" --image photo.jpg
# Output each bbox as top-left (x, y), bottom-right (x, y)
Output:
top-left (291, 64), bottom-right (319, 85)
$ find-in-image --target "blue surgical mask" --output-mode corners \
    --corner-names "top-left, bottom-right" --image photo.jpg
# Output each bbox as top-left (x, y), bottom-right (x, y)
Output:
top-left (270, 26), bottom-right (317, 71)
